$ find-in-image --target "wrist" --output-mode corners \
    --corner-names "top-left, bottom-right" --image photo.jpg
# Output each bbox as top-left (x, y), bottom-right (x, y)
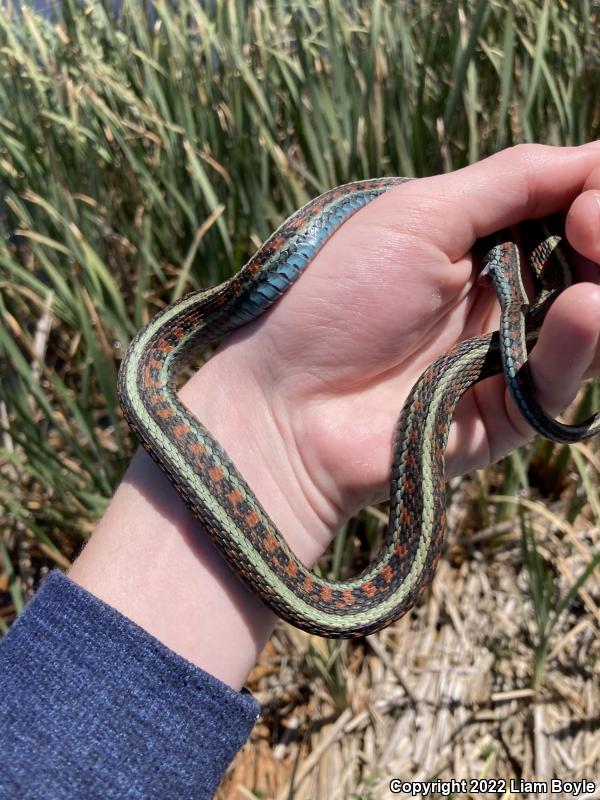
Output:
top-left (68, 338), bottom-right (336, 690)
top-left (185, 340), bottom-right (337, 567)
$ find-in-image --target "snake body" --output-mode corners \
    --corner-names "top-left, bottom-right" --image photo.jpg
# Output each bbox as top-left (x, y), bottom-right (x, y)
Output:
top-left (118, 178), bottom-right (599, 638)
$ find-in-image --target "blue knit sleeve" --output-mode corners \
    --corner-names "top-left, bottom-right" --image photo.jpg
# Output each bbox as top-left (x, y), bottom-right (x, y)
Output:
top-left (0, 570), bottom-right (259, 799)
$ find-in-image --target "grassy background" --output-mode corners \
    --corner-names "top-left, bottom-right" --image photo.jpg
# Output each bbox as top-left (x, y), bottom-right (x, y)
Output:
top-left (0, 0), bottom-right (599, 794)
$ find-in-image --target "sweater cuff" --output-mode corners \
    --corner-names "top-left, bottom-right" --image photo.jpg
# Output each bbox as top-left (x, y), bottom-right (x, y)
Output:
top-left (0, 570), bottom-right (259, 799)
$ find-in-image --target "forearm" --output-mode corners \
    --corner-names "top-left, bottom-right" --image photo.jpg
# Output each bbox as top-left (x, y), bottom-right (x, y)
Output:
top-left (68, 344), bottom-right (327, 691)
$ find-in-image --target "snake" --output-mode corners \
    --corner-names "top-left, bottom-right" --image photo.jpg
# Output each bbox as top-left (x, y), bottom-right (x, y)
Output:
top-left (117, 177), bottom-right (600, 638)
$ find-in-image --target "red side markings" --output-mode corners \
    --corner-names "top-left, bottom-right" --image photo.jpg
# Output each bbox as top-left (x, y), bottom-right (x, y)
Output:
top-left (172, 424), bottom-right (189, 440)
top-left (208, 464), bottom-right (225, 482)
top-left (244, 510), bottom-right (260, 528)
top-left (143, 363), bottom-right (161, 389)
top-left (285, 561), bottom-right (298, 578)
top-left (228, 489), bottom-right (244, 508)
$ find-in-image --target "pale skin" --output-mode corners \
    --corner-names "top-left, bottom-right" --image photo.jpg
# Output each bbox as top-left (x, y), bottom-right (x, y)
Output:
top-left (69, 143), bottom-right (600, 691)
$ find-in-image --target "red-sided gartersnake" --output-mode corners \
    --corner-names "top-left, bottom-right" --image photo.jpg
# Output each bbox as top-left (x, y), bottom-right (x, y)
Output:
top-left (118, 178), bottom-right (600, 637)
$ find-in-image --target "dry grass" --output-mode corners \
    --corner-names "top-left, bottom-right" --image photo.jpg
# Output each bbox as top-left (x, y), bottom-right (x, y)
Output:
top-left (220, 474), bottom-right (599, 798)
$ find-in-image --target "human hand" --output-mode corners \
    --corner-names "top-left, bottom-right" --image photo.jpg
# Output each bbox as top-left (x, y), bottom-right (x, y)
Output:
top-left (189, 143), bottom-right (600, 566)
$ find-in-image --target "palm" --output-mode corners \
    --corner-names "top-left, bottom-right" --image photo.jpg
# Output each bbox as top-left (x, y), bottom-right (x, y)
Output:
top-left (226, 186), bottom-right (512, 512)
top-left (208, 160), bottom-right (600, 526)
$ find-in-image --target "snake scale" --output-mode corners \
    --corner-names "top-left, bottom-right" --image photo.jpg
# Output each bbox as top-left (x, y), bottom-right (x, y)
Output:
top-left (118, 178), bottom-right (600, 637)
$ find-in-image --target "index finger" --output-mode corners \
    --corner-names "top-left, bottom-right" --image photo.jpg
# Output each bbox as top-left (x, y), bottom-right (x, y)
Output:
top-left (373, 142), bottom-right (600, 261)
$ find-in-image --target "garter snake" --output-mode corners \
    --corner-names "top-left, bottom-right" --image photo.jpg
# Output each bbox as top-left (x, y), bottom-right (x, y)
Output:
top-left (118, 178), bottom-right (600, 638)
